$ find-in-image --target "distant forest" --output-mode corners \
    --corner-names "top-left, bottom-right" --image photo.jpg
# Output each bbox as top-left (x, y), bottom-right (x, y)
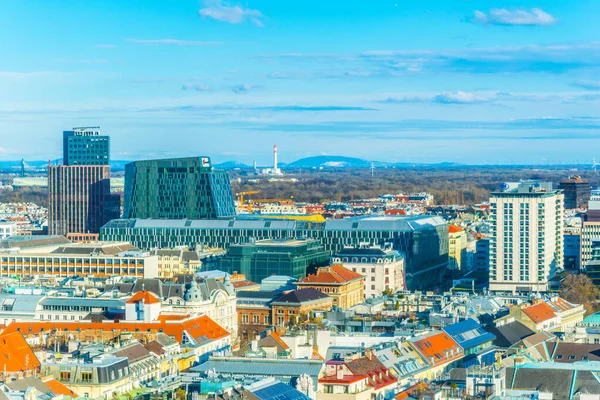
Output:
top-left (1, 167), bottom-right (598, 207)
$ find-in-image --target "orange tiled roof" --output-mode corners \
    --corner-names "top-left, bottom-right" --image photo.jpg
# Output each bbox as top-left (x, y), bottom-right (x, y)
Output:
top-left (43, 377), bottom-right (79, 398)
top-left (270, 332), bottom-right (289, 350)
top-left (299, 265), bottom-right (364, 285)
top-left (395, 382), bottom-right (428, 400)
top-left (2, 315), bottom-right (229, 345)
top-left (522, 302), bottom-right (557, 324)
top-left (411, 332), bottom-right (463, 367)
top-left (127, 291), bottom-right (161, 305)
top-left (0, 332), bottom-right (41, 372)
top-left (448, 225), bottom-right (463, 233)
top-left (156, 313), bottom-right (190, 322)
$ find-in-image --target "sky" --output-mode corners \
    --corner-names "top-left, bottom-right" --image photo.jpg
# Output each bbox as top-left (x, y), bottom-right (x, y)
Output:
top-left (1, 0), bottom-right (600, 165)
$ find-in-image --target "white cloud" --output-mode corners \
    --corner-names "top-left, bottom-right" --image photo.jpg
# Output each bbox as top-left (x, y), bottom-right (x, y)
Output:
top-left (182, 84), bottom-right (212, 91)
top-left (232, 83), bottom-right (255, 94)
top-left (473, 8), bottom-right (556, 26)
top-left (126, 38), bottom-right (223, 46)
top-left (433, 91), bottom-right (489, 104)
top-left (572, 80), bottom-right (600, 91)
top-left (96, 44), bottom-right (116, 49)
top-left (199, 1), bottom-right (264, 27)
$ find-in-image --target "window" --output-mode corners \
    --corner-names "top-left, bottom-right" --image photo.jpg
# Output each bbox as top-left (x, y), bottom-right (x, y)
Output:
top-left (81, 372), bottom-right (92, 383)
top-left (61, 371), bottom-right (71, 381)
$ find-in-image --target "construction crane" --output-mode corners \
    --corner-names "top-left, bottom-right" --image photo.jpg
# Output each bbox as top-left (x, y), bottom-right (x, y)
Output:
top-left (236, 190), bottom-right (261, 205)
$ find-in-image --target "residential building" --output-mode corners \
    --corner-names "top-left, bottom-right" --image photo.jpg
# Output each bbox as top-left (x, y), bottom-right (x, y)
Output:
top-left (442, 319), bottom-right (496, 368)
top-left (448, 225), bottom-right (467, 270)
top-left (489, 180), bottom-right (564, 293)
top-left (123, 157), bottom-right (235, 220)
top-left (62, 127), bottom-right (109, 166)
top-left (574, 312), bottom-right (600, 344)
top-left (580, 200), bottom-right (600, 268)
top-left (217, 239), bottom-right (331, 283)
top-left (375, 342), bottom-right (430, 387)
top-left (494, 296), bottom-right (585, 333)
top-left (331, 245), bottom-right (404, 296)
top-left (564, 232), bottom-right (581, 270)
top-left (101, 215), bottom-right (449, 290)
top-left (484, 320), bottom-right (535, 351)
top-left (297, 265), bottom-right (365, 309)
top-left (150, 247), bottom-right (201, 278)
top-left (409, 331), bottom-right (464, 379)
top-left (0, 241), bottom-right (159, 278)
top-left (271, 288), bottom-right (333, 326)
top-left (236, 290), bottom-right (278, 341)
top-left (0, 332), bottom-right (41, 377)
top-left (558, 176), bottom-right (590, 209)
top-left (319, 349), bottom-right (397, 399)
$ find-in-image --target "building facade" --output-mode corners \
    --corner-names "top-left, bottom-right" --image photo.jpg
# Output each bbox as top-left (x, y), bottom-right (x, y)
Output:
top-left (63, 127), bottom-right (109, 166)
top-left (217, 239), bottom-right (331, 282)
top-left (101, 215), bottom-right (448, 290)
top-left (48, 165), bottom-right (120, 235)
top-left (581, 200), bottom-right (600, 268)
top-left (558, 176), bottom-right (590, 209)
top-left (448, 225), bottom-right (468, 270)
top-left (297, 265), bottom-right (365, 309)
top-left (150, 248), bottom-right (201, 278)
top-left (331, 246), bottom-right (405, 296)
top-left (489, 181), bottom-right (564, 293)
top-left (123, 157), bottom-right (235, 220)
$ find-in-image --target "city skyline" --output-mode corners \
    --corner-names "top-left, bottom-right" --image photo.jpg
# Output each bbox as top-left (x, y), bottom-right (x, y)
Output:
top-left (2, 0), bottom-right (600, 164)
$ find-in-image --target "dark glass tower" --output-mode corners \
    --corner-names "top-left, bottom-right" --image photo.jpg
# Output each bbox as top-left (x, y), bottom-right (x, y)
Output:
top-left (558, 176), bottom-right (590, 209)
top-left (63, 127), bottom-right (109, 166)
top-left (123, 157), bottom-right (235, 220)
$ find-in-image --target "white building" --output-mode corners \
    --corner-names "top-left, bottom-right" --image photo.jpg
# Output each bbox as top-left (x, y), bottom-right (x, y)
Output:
top-left (0, 222), bottom-right (17, 239)
top-left (331, 245), bottom-right (404, 298)
top-left (489, 181), bottom-right (564, 293)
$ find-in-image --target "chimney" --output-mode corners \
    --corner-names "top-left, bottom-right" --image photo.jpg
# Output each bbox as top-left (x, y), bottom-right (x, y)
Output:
top-left (366, 348), bottom-right (373, 361)
top-left (336, 366), bottom-right (344, 380)
top-left (273, 144), bottom-right (278, 171)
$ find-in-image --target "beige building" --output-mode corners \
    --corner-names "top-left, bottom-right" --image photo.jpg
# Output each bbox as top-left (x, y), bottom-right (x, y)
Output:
top-left (489, 181), bottom-right (564, 293)
top-left (151, 247), bottom-right (201, 278)
top-left (297, 265), bottom-right (365, 309)
top-left (448, 225), bottom-right (467, 270)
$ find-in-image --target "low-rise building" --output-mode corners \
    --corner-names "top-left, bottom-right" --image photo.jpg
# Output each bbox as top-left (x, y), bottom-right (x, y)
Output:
top-left (442, 319), bottom-right (496, 368)
top-left (297, 265), bottom-right (364, 309)
top-left (409, 331), bottom-right (464, 379)
top-left (332, 246), bottom-right (404, 297)
top-left (150, 247), bottom-right (201, 278)
top-left (271, 289), bottom-right (333, 327)
top-left (448, 225), bottom-right (467, 270)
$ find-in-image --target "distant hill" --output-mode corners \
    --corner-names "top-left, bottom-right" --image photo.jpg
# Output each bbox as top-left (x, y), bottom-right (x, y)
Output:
top-left (0, 160), bottom-right (130, 171)
top-left (288, 155), bottom-right (374, 168)
top-left (214, 160), bottom-right (251, 169)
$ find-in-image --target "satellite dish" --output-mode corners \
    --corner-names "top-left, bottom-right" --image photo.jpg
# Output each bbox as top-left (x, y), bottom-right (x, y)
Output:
top-left (500, 183), bottom-right (510, 191)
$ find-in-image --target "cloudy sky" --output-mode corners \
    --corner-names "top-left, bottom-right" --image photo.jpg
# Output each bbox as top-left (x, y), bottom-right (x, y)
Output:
top-left (1, 0), bottom-right (600, 165)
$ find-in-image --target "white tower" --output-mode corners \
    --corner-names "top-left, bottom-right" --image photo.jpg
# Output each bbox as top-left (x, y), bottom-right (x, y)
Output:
top-left (273, 144), bottom-right (278, 172)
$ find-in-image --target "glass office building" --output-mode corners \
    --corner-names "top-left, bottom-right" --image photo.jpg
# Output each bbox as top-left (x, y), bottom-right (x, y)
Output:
top-left (122, 157), bottom-right (236, 220)
top-left (63, 128), bottom-right (109, 166)
top-left (101, 215), bottom-right (449, 289)
top-left (217, 239), bottom-right (330, 282)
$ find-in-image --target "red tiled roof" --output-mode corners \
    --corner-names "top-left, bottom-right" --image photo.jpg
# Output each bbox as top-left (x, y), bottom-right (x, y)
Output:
top-left (299, 265), bottom-right (364, 285)
top-left (385, 209), bottom-right (407, 216)
top-left (0, 332), bottom-right (41, 373)
top-left (319, 375), bottom-right (366, 384)
top-left (522, 302), bottom-right (557, 324)
top-left (156, 313), bottom-right (190, 322)
top-left (127, 291), bottom-right (161, 305)
top-left (411, 332), bottom-right (463, 367)
top-left (43, 377), bottom-right (79, 398)
top-left (2, 315), bottom-right (229, 345)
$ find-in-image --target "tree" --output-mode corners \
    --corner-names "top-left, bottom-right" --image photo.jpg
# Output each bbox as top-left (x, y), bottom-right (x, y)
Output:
top-left (395, 301), bottom-right (400, 311)
top-left (560, 274), bottom-right (600, 315)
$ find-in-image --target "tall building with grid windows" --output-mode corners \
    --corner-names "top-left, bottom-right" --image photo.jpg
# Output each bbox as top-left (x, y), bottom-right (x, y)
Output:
top-left (122, 157), bottom-right (235, 220)
top-left (63, 127), bottom-right (109, 166)
top-left (49, 128), bottom-right (119, 236)
top-left (489, 181), bottom-right (564, 293)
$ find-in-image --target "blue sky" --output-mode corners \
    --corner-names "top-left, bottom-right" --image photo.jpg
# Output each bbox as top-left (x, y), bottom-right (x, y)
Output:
top-left (1, 0), bottom-right (600, 165)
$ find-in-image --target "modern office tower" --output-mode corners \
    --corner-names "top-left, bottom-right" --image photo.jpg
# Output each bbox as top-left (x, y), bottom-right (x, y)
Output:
top-left (564, 232), bottom-right (581, 270)
top-left (123, 157), bottom-right (235, 220)
top-left (48, 165), bottom-right (120, 235)
top-left (558, 176), bottom-right (590, 209)
top-left (584, 240), bottom-right (600, 289)
top-left (101, 215), bottom-right (449, 290)
top-left (49, 127), bottom-right (119, 236)
top-left (489, 181), bottom-right (564, 293)
top-left (474, 238), bottom-right (490, 271)
top-left (63, 127), bottom-right (109, 166)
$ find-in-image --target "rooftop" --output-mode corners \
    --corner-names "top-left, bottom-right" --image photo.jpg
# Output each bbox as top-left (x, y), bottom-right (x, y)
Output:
top-left (299, 265), bottom-right (364, 285)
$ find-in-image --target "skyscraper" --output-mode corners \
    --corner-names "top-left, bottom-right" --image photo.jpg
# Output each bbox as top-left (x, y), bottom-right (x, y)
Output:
top-left (122, 157), bottom-right (236, 220)
top-left (49, 128), bottom-right (119, 236)
top-left (63, 127), bottom-right (109, 166)
top-left (558, 176), bottom-right (590, 209)
top-left (489, 181), bottom-right (564, 293)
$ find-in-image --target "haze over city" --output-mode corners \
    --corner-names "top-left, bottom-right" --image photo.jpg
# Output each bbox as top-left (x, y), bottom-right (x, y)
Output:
top-left (1, 0), bottom-right (600, 164)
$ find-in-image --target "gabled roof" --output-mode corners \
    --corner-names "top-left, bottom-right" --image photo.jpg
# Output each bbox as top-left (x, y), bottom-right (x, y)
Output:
top-left (42, 377), bottom-right (79, 398)
top-left (127, 290), bottom-right (161, 305)
top-left (522, 302), bottom-right (557, 324)
top-left (272, 288), bottom-right (331, 305)
top-left (0, 332), bottom-right (41, 372)
top-left (113, 342), bottom-right (153, 364)
top-left (443, 319), bottom-right (496, 350)
top-left (299, 265), bottom-right (364, 285)
top-left (258, 333), bottom-right (289, 353)
top-left (485, 321), bottom-right (535, 349)
top-left (410, 331), bottom-right (463, 367)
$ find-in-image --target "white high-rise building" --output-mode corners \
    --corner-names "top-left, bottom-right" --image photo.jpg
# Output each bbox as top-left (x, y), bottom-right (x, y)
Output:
top-left (489, 181), bottom-right (564, 293)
